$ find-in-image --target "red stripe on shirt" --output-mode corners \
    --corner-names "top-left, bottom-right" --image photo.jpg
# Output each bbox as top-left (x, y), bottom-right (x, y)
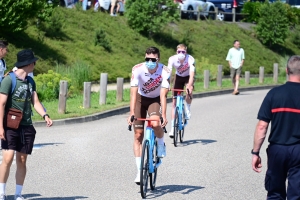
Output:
top-left (272, 108), bottom-right (300, 113)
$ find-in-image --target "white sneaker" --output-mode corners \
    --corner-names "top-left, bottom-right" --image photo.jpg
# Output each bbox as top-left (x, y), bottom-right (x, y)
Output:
top-left (157, 144), bottom-right (166, 158)
top-left (185, 109), bottom-right (191, 120)
top-left (110, 13), bottom-right (116, 16)
top-left (0, 194), bottom-right (7, 200)
top-left (169, 127), bottom-right (174, 138)
top-left (134, 170), bottom-right (140, 185)
top-left (14, 194), bottom-right (24, 200)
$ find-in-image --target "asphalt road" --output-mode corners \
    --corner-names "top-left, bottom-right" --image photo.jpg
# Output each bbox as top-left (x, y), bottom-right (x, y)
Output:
top-left (2, 89), bottom-right (271, 200)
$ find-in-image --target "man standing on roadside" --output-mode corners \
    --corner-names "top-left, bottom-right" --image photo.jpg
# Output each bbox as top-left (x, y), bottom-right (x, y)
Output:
top-left (251, 55), bottom-right (300, 199)
top-left (0, 49), bottom-right (53, 200)
top-left (0, 41), bottom-right (8, 82)
top-left (226, 40), bottom-right (245, 95)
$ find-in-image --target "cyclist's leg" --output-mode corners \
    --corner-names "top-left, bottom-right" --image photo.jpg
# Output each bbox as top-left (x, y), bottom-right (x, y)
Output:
top-left (133, 94), bottom-right (146, 183)
top-left (148, 97), bottom-right (166, 158)
top-left (183, 76), bottom-right (192, 119)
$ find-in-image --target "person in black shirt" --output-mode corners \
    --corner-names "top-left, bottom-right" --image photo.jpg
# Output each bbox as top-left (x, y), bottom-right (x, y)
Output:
top-left (252, 55), bottom-right (300, 199)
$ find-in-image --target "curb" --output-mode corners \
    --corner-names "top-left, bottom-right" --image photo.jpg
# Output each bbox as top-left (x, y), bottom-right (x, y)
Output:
top-left (33, 85), bottom-right (279, 127)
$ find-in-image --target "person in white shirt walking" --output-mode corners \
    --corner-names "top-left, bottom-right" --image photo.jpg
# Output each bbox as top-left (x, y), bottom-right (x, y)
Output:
top-left (226, 40), bottom-right (245, 95)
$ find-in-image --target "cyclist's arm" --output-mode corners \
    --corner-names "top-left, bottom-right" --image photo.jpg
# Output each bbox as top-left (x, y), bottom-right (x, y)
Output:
top-left (129, 87), bottom-right (138, 116)
top-left (161, 67), bottom-right (171, 117)
top-left (187, 61), bottom-right (195, 90)
top-left (160, 87), bottom-right (168, 117)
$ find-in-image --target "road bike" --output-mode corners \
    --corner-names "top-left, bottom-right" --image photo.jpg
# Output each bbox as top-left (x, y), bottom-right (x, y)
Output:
top-left (128, 116), bottom-right (167, 199)
top-left (171, 89), bottom-right (192, 147)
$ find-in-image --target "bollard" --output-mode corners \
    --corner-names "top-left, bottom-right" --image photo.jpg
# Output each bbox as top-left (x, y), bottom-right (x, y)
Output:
top-left (259, 66), bottom-right (264, 84)
top-left (273, 63), bottom-right (278, 84)
top-left (99, 73), bottom-right (108, 105)
top-left (116, 77), bottom-right (124, 102)
top-left (58, 80), bottom-right (68, 114)
top-left (245, 71), bottom-right (250, 85)
top-left (204, 70), bottom-right (210, 89)
top-left (83, 82), bottom-right (91, 108)
top-left (232, 8), bottom-right (236, 22)
top-left (217, 65), bottom-right (223, 87)
top-left (215, 7), bottom-right (218, 20)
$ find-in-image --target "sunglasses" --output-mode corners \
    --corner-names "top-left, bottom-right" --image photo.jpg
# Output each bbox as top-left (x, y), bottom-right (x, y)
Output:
top-left (145, 57), bottom-right (158, 62)
top-left (177, 50), bottom-right (186, 54)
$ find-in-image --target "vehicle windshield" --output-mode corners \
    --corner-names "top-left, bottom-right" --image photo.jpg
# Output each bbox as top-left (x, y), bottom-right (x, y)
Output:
top-left (287, 0), bottom-right (300, 5)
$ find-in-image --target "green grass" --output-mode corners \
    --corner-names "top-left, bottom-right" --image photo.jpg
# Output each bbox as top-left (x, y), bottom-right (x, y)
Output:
top-left (31, 76), bottom-right (286, 122)
top-left (1, 7), bottom-right (299, 82)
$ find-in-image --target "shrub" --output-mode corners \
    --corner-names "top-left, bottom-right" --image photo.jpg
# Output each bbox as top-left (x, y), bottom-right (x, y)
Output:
top-left (291, 25), bottom-right (300, 49)
top-left (94, 29), bottom-right (112, 52)
top-left (242, 1), bottom-right (263, 23)
top-left (35, 70), bottom-right (75, 102)
top-left (0, 0), bottom-right (57, 33)
top-left (286, 5), bottom-right (300, 27)
top-left (195, 57), bottom-right (218, 82)
top-left (125, 0), bottom-right (180, 36)
top-left (256, 1), bottom-right (289, 47)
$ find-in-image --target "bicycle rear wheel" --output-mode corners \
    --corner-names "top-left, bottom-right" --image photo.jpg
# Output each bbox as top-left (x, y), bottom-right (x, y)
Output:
top-left (173, 107), bottom-right (179, 147)
top-left (150, 141), bottom-right (158, 190)
top-left (180, 105), bottom-right (186, 143)
top-left (140, 140), bottom-right (150, 198)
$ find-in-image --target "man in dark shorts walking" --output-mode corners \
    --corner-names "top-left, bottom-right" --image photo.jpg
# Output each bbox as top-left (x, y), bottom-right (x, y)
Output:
top-left (252, 55), bottom-right (300, 199)
top-left (0, 49), bottom-right (53, 200)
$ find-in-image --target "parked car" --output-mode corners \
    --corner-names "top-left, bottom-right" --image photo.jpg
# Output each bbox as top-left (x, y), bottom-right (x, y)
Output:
top-left (210, 0), bottom-right (245, 21)
top-left (180, 0), bottom-right (216, 20)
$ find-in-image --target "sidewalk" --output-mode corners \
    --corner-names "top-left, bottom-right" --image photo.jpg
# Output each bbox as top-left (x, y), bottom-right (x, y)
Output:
top-left (91, 82), bottom-right (131, 92)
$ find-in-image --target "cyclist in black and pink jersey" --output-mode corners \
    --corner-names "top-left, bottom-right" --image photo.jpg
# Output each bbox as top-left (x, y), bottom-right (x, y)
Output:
top-left (127, 47), bottom-right (170, 185)
top-left (167, 44), bottom-right (195, 138)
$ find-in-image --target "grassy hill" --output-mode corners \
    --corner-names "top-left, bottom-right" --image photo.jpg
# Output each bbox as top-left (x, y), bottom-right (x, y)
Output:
top-left (1, 7), bottom-right (299, 82)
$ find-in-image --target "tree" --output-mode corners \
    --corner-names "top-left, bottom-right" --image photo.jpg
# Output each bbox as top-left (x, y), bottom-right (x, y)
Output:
top-left (0, 0), bottom-right (56, 33)
top-left (255, 0), bottom-right (289, 47)
top-left (125, 0), bottom-right (180, 37)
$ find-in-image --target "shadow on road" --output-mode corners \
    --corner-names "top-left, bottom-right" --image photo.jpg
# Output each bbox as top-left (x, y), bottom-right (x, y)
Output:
top-left (33, 143), bottom-right (64, 149)
top-left (176, 139), bottom-right (217, 147)
top-left (146, 184), bottom-right (205, 198)
top-left (8, 194), bottom-right (88, 200)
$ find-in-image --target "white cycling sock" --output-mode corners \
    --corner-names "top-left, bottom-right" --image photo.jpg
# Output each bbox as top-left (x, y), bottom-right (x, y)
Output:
top-left (157, 137), bottom-right (164, 145)
top-left (135, 157), bottom-right (141, 170)
top-left (0, 183), bottom-right (6, 194)
top-left (15, 184), bottom-right (23, 195)
top-left (186, 104), bottom-right (191, 111)
top-left (171, 120), bottom-right (174, 129)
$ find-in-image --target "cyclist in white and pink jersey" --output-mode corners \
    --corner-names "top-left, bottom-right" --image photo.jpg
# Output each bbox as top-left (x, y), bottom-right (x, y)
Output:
top-left (127, 47), bottom-right (170, 185)
top-left (167, 44), bottom-right (195, 138)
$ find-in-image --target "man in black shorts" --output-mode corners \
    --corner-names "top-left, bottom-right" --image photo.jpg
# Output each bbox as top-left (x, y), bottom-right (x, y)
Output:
top-left (0, 49), bottom-right (53, 200)
top-left (127, 47), bottom-right (170, 185)
top-left (252, 55), bottom-right (300, 199)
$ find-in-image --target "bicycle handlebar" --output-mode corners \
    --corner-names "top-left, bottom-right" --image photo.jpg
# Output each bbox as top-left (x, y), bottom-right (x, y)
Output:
top-left (128, 115), bottom-right (167, 133)
top-left (170, 88), bottom-right (192, 99)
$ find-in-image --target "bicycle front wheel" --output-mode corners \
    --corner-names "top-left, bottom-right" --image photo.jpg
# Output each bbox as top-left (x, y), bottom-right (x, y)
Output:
top-left (180, 105), bottom-right (186, 143)
top-left (150, 141), bottom-right (158, 190)
top-left (173, 107), bottom-right (179, 147)
top-left (140, 140), bottom-right (150, 198)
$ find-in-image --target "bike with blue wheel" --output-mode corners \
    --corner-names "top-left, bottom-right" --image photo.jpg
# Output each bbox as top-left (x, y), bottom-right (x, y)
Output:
top-left (171, 89), bottom-right (192, 147)
top-left (128, 116), bottom-right (167, 199)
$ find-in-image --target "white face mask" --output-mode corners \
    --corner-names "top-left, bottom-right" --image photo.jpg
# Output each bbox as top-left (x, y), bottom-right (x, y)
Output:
top-left (177, 53), bottom-right (185, 61)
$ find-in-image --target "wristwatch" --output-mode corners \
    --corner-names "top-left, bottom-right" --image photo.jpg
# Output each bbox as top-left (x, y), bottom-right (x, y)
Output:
top-left (43, 114), bottom-right (50, 120)
top-left (251, 149), bottom-right (259, 156)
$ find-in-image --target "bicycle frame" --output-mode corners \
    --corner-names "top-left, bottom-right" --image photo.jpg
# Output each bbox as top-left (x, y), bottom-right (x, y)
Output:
top-left (174, 90), bottom-right (187, 130)
top-left (144, 121), bottom-right (162, 173)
